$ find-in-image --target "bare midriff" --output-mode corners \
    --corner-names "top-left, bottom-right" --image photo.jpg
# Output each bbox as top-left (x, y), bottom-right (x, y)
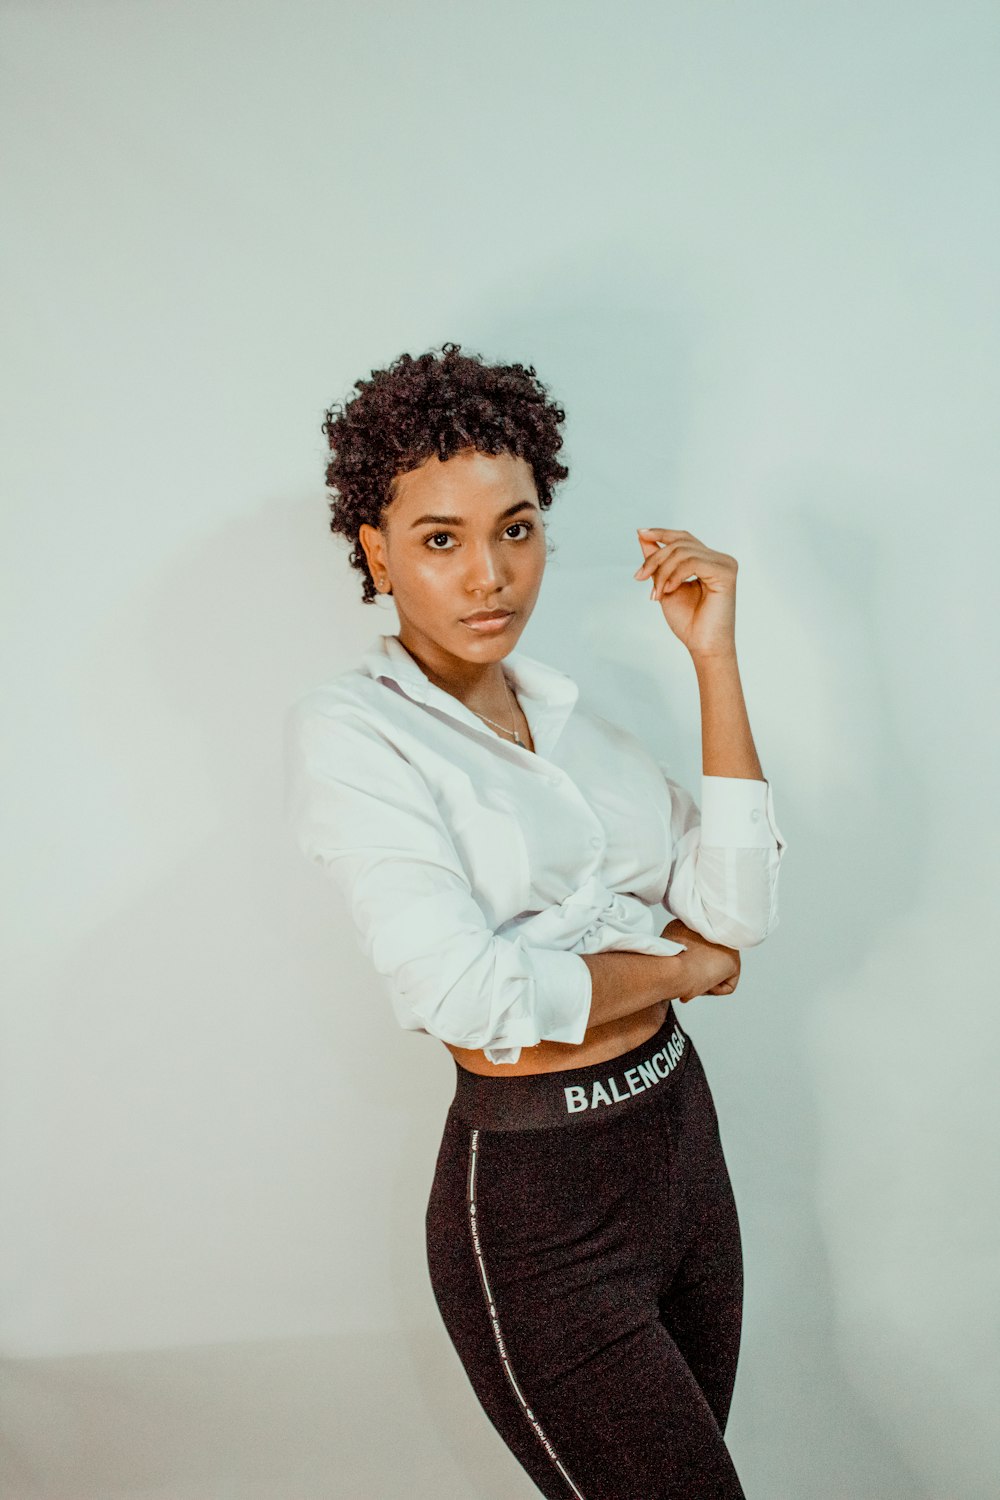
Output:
top-left (442, 998), bottom-right (670, 1077)
top-left (446, 702), bottom-right (670, 1077)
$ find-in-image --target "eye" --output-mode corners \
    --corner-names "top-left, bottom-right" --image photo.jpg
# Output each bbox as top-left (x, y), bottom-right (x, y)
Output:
top-left (423, 520), bottom-right (536, 551)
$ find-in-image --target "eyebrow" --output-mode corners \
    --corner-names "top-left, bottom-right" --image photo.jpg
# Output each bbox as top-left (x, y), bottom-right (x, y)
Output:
top-left (409, 499), bottom-right (538, 530)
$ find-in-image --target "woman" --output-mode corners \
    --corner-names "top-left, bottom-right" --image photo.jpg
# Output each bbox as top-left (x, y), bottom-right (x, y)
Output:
top-left (284, 342), bottom-right (787, 1498)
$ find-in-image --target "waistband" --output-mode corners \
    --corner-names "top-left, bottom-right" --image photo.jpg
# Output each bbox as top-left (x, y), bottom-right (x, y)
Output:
top-left (449, 1003), bottom-right (692, 1132)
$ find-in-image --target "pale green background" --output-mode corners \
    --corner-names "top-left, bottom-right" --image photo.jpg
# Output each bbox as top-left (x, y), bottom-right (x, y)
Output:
top-left (2, 1), bottom-right (998, 1496)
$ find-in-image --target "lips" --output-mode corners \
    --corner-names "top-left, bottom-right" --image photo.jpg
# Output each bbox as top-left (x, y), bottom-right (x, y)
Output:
top-left (462, 610), bottom-right (513, 623)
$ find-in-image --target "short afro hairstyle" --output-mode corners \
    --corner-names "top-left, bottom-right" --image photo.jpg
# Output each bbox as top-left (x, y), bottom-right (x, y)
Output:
top-left (322, 341), bottom-right (569, 604)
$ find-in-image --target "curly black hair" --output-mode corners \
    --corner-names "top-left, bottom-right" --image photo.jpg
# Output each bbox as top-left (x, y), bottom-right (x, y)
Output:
top-left (321, 341), bottom-right (570, 604)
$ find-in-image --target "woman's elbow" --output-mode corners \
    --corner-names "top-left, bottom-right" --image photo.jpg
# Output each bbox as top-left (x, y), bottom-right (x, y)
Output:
top-left (700, 908), bottom-right (779, 948)
top-left (392, 969), bottom-right (502, 1051)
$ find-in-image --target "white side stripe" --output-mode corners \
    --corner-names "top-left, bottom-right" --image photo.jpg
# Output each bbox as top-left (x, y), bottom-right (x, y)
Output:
top-left (466, 1127), bottom-right (588, 1500)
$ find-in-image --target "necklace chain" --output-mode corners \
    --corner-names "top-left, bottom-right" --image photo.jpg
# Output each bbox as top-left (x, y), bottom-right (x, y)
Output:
top-left (469, 671), bottom-right (522, 745)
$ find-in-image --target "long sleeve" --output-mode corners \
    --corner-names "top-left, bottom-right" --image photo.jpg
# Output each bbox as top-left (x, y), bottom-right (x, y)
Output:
top-left (284, 703), bottom-right (593, 1063)
top-left (659, 770), bottom-right (787, 947)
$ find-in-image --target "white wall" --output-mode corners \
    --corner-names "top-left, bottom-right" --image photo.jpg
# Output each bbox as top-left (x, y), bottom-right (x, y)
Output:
top-left (2, 2), bottom-right (997, 1496)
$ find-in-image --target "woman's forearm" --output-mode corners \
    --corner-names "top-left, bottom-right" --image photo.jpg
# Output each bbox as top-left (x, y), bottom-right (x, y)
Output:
top-left (579, 651), bottom-right (763, 1033)
top-left (581, 951), bottom-right (687, 1028)
top-left (692, 647), bottom-right (764, 779)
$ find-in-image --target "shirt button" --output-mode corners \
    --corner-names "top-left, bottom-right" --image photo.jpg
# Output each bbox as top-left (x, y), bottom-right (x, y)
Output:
top-left (750, 809), bottom-right (760, 822)
top-left (589, 835), bottom-right (602, 849)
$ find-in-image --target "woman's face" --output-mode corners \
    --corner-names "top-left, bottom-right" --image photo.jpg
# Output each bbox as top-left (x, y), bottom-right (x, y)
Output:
top-left (359, 447), bottom-right (547, 670)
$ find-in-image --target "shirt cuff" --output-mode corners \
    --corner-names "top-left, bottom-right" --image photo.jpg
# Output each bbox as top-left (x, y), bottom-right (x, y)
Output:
top-left (529, 946), bottom-right (593, 1045)
top-left (700, 775), bottom-right (783, 849)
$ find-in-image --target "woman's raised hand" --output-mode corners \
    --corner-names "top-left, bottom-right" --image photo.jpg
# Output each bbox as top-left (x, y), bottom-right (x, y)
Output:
top-left (634, 528), bottom-right (738, 660)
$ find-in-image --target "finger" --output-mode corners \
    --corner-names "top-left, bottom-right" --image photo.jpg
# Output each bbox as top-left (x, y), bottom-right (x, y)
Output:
top-left (638, 529), bottom-right (690, 545)
top-left (707, 979), bottom-right (737, 994)
top-left (652, 556), bottom-right (702, 599)
top-left (645, 555), bottom-right (695, 597)
top-left (634, 540), bottom-right (685, 579)
top-left (655, 563), bottom-right (701, 599)
top-left (639, 541), bottom-right (709, 583)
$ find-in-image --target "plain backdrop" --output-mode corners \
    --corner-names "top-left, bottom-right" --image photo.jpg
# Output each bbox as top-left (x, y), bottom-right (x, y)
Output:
top-left (2, 2), bottom-right (998, 1497)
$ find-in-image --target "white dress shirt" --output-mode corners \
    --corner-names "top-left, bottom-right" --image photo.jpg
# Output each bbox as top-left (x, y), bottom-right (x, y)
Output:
top-left (284, 632), bottom-right (787, 1065)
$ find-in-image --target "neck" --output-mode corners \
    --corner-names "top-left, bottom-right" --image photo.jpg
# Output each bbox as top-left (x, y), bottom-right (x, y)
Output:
top-left (396, 628), bottom-right (513, 716)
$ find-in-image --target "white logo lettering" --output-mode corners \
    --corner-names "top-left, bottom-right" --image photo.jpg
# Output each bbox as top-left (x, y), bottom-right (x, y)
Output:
top-left (563, 1027), bottom-right (686, 1111)
top-left (624, 1066), bottom-right (644, 1097)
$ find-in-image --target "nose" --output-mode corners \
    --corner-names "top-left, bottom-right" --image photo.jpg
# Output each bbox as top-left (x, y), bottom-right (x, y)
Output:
top-left (464, 541), bottom-right (509, 593)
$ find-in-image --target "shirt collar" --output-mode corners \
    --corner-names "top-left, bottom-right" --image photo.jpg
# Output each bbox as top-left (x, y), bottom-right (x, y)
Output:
top-left (360, 632), bottom-right (580, 756)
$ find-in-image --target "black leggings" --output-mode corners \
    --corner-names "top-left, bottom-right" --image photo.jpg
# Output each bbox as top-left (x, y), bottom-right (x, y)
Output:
top-left (425, 1004), bottom-right (747, 1499)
